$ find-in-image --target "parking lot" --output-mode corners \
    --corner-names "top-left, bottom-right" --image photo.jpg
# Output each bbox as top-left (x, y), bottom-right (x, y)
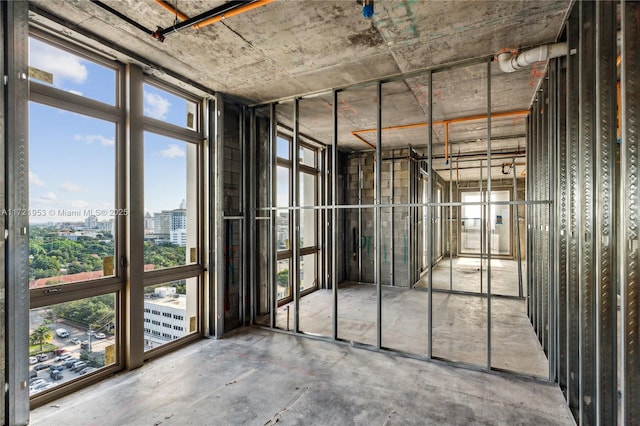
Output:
top-left (29, 320), bottom-right (115, 395)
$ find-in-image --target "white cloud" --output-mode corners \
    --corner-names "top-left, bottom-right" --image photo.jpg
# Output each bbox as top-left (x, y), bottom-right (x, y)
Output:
top-left (61, 182), bottom-right (82, 192)
top-left (29, 39), bottom-right (88, 85)
top-left (74, 134), bottom-right (114, 146)
top-left (29, 171), bottom-right (45, 187)
top-left (144, 92), bottom-right (171, 120)
top-left (160, 144), bottom-right (185, 158)
top-left (41, 192), bottom-right (57, 201)
top-left (66, 89), bottom-right (84, 96)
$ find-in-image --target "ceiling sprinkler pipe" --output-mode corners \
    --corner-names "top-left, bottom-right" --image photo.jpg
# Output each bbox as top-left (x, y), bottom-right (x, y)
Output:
top-left (496, 42), bottom-right (568, 73)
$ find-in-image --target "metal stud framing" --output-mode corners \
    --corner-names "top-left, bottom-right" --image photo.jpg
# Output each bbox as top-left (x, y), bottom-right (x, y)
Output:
top-left (594, 1), bottom-right (617, 423)
top-left (528, 2), bottom-right (621, 422)
top-left (621, 1), bottom-right (640, 424)
top-left (555, 52), bottom-right (569, 397)
top-left (565, 8), bottom-right (581, 417)
top-left (4, 1), bottom-right (30, 423)
top-left (239, 2), bottom-right (631, 423)
top-left (577, 3), bottom-right (597, 422)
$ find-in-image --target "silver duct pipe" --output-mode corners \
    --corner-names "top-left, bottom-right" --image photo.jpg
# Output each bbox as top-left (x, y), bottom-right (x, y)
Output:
top-left (497, 43), bottom-right (568, 73)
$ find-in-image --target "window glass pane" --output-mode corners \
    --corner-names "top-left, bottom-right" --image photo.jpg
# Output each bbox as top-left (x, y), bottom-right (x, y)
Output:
top-left (277, 136), bottom-right (290, 160)
top-left (299, 146), bottom-right (315, 167)
top-left (28, 37), bottom-right (116, 105)
top-left (300, 254), bottom-right (316, 293)
top-left (276, 259), bottom-right (290, 301)
top-left (144, 280), bottom-right (198, 351)
top-left (300, 172), bottom-right (316, 247)
top-left (276, 165), bottom-right (290, 251)
top-left (144, 132), bottom-right (198, 269)
top-left (29, 102), bottom-right (116, 288)
top-left (143, 83), bottom-right (197, 131)
top-left (28, 294), bottom-right (117, 396)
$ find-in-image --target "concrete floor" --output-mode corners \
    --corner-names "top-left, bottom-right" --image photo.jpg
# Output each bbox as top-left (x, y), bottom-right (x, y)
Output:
top-left (268, 283), bottom-right (548, 378)
top-left (416, 257), bottom-right (527, 297)
top-left (30, 328), bottom-right (574, 426)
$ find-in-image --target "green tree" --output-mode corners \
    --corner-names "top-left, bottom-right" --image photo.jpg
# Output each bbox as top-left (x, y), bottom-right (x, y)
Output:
top-left (277, 269), bottom-right (289, 288)
top-left (29, 324), bottom-right (53, 352)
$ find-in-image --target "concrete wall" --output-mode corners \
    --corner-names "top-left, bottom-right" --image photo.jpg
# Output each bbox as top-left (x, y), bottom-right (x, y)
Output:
top-left (340, 150), bottom-right (413, 287)
top-left (222, 102), bottom-right (244, 331)
top-left (254, 109), bottom-right (271, 317)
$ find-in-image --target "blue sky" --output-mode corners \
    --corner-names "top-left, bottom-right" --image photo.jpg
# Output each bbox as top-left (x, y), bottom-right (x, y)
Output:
top-left (28, 37), bottom-right (189, 223)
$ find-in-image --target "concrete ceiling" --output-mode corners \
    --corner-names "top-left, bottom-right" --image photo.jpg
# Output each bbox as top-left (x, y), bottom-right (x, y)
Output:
top-left (29, 0), bottom-right (572, 180)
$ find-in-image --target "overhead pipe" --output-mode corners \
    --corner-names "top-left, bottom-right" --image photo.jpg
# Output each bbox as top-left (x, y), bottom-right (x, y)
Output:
top-left (495, 42), bottom-right (568, 73)
top-left (154, 0), bottom-right (189, 21)
top-left (351, 109), bottom-right (528, 148)
top-left (91, 1), bottom-right (153, 35)
top-left (444, 122), bottom-right (449, 165)
top-left (192, 0), bottom-right (274, 29)
top-left (153, 0), bottom-right (274, 40)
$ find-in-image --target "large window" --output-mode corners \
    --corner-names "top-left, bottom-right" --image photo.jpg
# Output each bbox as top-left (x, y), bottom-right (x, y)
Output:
top-left (275, 134), bottom-right (320, 302)
top-left (29, 103), bottom-right (117, 288)
top-left (141, 78), bottom-right (202, 353)
top-left (143, 132), bottom-right (198, 270)
top-left (28, 31), bottom-right (124, 401)
top-left (27, 32), bottom-right (205, 402)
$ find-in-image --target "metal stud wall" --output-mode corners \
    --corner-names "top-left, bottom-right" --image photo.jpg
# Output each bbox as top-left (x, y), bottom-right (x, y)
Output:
top-left (527, 66), bottom-right (552, 374)
top-left (532, 1), bottom-right (620, 424)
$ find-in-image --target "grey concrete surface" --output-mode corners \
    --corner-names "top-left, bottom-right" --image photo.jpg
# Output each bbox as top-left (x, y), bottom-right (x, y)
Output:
top-left (30, 328), bottom-right (574, 426)
top-left (267, 279), bottom-right (547, 378)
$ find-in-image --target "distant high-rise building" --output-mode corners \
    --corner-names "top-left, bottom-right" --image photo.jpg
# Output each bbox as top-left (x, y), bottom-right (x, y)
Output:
top-left (144, 211), bottom-right (154, 234)
top-left (85, 215), bottom-right (98, 229)
top-left (153, 203), bottom-right (187, 246)
top-left (170, 209), bottom-right (187, 247)
top-left (153, 211), bottom-right (172, 241)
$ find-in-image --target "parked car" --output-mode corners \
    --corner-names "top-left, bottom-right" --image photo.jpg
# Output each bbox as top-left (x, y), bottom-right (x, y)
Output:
top-left (36, 353), bottom-right (48, 362)
top-left (34, 364), bottom-right (50, 371)
top-left (69, 337), bottom-right (81, 345)
top-left (63, 358), bottom-right (78, 368)
top-left (95, 332), bottom-right (106, 339)
top-left (55, 353), bottom-right (72, 362)
top-left (29, 381), bottom-right (52, 393)
top-left (86, 330), bottom-right (96, 336)
top-left (78, 367), bottom-right (97, 375)
top-left (29, 370), bottom-right (38, 379)
top-left (80, 340), bottom-right (90, 349)
top-left (28, 356), bottom-right (38, 365)
top-left (71, 361), bottom-right (87, 372)
top-left (29, 378), bottom-right (46, 387)
top-left (49, 365), bottom-right (64, 372)
top-left (50, 370), bottom-right (63, 381)
top-left (55, 328), bottom-right (69, 338)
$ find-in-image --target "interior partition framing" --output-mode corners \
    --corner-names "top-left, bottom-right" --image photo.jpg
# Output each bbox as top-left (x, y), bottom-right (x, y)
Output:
top-left (529, 1), bottom-right (623, 424)
top-left (249, 56), bottom-right (555, 380)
